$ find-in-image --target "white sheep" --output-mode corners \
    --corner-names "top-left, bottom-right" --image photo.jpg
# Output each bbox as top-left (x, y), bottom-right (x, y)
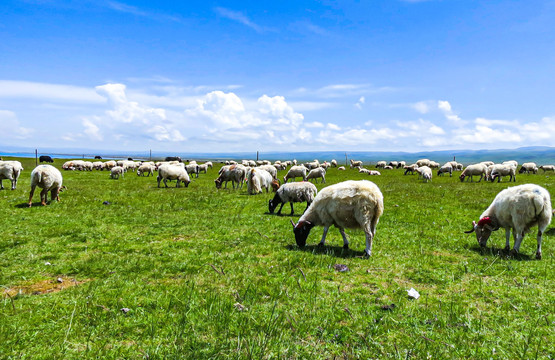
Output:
top-left (306, 167), bottom-right (326, 183)
top-left (269, 182), bottom-right (318, 215)
top-left (104, 160), bottom-right (117, 170)
top-left (539, 165), bottom-right (554, 173)
top-left (214, 165), bottom-right (246, 189)
top-left (397, 161), bottom-right (406, 168)
top-left (459, 163), bottom-right (487, 182)
top-left (137, 163), bottom-right (155, 177)
top-left (465, 184), bottom-right (552, 259)
top-left (198, 163), bottom-right (209, 174)
top-left (110, 166), bottom-right (125, 179)
top-left (519, 162), bottom-right (538, 174)
top-left (157, 164), bottom-right (191, 188)
top-left (350, 159), bottom-right (363, 168)
top-left (338, 166), bottom-right (346, 171)
top-left (284, 165), bottom-right (308, 183)
top-left (93, 161), bottom-right (105, 171)
top-left (502, 160), bottom-right (518, 168)
top-left (415, 166), bottom-right (432, 182)
top-left (388, 161), bottom-right (398, 168)
top-left (205, 161), bottom-right (213, 169)
top-left (331, 159), bottom-right (338, 167)
top-left (0, 160), bottom-right (23, 190)
top-left (416, 159), bottom-right (431, 167)
top-left (303, 161), bottom-right (319, 170)
top-left (184, 164), bottom-right (199, 178)
top-left (247, 168), bottom-right (274, 195)
top-left (291, 180), bottom-right (384, 257)
top-left (258, 164), bottom-right (278, 180)
top-left (359, 168), bottom-right (371, 174)
top-left (403, 164), bottom-right (419, 175)
top-left (376, 161), bottom-right (386, 169)
top-left (28, 165), bottom-right (63, 207)
top-left (428, 161), bottom-right (440, 169)
top-left (437, 163), bottom-right (453, 177)
top-left (490, 164), bottom-right (516, 183)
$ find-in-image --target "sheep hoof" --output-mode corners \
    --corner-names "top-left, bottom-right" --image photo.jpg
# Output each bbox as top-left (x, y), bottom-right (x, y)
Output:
top-left (317, 242), bottom-right (325, 248)
top-left (536, 252), bottom-right (542, 260)
top-left (343, 244), bottom-right (349, 249)
top-left (509, 249), bottom-right (519, 257)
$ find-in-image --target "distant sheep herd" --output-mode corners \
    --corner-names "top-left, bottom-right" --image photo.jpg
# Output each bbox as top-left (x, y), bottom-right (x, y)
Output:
top-left (1, 156), bottom-right (553, 260)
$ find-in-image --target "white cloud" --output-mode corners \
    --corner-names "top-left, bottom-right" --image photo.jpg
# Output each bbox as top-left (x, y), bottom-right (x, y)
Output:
top-left (412, 101), bottom-right (430, 114)
top-left (355, 96), bottom-right (366, 109)
top-left (438, 100), bottom-right (462, 123)
top-left (327, 123), bottom-right (341, 131)
top-left (0, 80), bottom-right (104, 103)
top-left (305, 121), bottom-right (324, 128)
top-left (214, 7), bottom-right (269, 33)
top-left (0, 110), bottom-right (33, 139)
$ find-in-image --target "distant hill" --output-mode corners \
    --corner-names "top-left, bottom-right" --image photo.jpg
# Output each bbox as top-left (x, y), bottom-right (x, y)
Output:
top-left (1, 146), bottom-right (554, 166)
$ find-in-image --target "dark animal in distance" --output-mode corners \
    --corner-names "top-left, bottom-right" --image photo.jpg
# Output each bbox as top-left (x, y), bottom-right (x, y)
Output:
top-left (39, 155), bottom-right (54, 163)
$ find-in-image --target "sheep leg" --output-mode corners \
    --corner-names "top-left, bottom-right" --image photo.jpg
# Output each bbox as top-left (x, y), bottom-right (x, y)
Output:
top-left (289, 202), bottom-right (294, 215)
top-left (51, 188), bottom-right (59, 202)
top-left (163, 179), bottom-right (169, 188)
top-left (28, 186), bottom-right (36, 207)
top-left (40, 188), bottom-right (48, 206)
top-left (536, 231), bottom-right (543, 260)
top-left (318, 226), bottom-right (330, 247)
top-left (511, 232), bottom-right (525, 255)
top-left (276, 203), bottom-right (285, 215)
top-left (338, 228), bottom-right (349, 249)
top-left (504, 229), bottom-right (511, 251)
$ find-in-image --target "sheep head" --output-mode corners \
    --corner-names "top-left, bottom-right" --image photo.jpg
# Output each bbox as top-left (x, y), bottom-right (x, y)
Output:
top-left (214, 178), bottom-right (222, 189)
top-left (291, 219), bottom-right (314, 248)
top-left (464, 217), bottom-right (497, 247)
top-left (459, 174), bottom-right (466, 182)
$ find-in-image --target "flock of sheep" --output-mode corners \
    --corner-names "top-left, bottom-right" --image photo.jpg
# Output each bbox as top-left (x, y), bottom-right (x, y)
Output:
top-left (0, 156), bottom-right (553, 259)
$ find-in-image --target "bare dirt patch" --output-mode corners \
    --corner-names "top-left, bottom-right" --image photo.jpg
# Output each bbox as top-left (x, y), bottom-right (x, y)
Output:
top-left (3, 277), bottom-right (91, 298)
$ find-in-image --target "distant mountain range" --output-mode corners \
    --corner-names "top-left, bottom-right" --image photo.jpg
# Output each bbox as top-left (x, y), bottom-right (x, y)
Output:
top-left (1, 146), bottom-right (554, 165)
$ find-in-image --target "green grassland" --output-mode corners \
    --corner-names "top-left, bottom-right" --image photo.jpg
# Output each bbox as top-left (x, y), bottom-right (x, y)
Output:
top-left (1, 157), bottom-right (554, 359)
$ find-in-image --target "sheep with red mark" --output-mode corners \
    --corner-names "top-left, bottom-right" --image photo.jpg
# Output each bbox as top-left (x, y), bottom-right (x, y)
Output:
top-left (465, 184), bottom-right (552, 259)
top-left (291, 180), bottom-right (384, 257)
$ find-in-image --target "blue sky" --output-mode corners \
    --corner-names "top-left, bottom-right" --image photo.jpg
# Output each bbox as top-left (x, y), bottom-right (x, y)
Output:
top-left (1, 0), bottom-right (554, 153)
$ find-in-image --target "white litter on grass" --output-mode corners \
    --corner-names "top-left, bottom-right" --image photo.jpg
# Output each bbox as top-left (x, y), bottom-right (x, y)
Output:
top-left (407, 288), bottom-right (420, 299)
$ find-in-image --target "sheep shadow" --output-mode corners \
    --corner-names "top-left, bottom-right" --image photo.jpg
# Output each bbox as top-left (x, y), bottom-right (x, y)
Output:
top-left (285, 244), bottom-right (367, 258)
top-left (467, 244), bottom-right (534, 261)
top-left (545, 227), bottom-right (555, 236)
top-left (16, 203), bottom-right (31, 208)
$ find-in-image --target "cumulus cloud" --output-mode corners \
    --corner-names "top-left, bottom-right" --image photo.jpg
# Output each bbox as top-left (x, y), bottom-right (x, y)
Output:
top-left (438, 100), bottom-right (462, 123)
top-left (73, 83), bottom-right (185, 143)
top-left (0, 110), bottom-right (33, 139)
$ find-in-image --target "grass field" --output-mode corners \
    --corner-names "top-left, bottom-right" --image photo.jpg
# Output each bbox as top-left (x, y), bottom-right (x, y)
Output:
top-left (1, 157), bottom-right (554, 359)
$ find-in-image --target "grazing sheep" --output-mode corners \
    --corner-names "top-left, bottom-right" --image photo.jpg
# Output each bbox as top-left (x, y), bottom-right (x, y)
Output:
top-left (415, 166), bottom-right (432, 182)
top-left (437, 163), bottom-right (453, 177)
top-left (269, 182), bottom-right (318, 215)
top-left (465, 184), bottom-right (552, 259)
top-left (519, 162), bottom-right (538, 174)
top-left (93, 161), bottom-right (105, 171)
top-left (397, 161), bottom-right (406, 169)
top-left (185, 164), bottom-right (200, 178)
top-left (388, 161), bottom-right (398, 168)
top-left (110, 166), bottom-right (125, 179)
top-left (459, 163), bottom-right (487, 182)
top-left (383, 165), bottom-right (393, 170)
top-left (539, 165), bottom-right (554, 173)
top-left (359, 168), bottom-right (371, 174)
top-left (303, 161), bottom-right (319, 170)
top-left (104, 160), bottom-right (117, 170)
top-left (157, 164), bottom-right (190, 188)
top-left (284, 166), bottom-right (308, 183)
top-left (0, 161), bottom-right (23, 190)
top-left (502, 160), bottom-right (518, 168)
top-left (480, 161), bottom-right (494, 167)
top-left (306, 167), bottom-right (326, 183)
top-left (403, 164), bottom-right (419, 175)
top-left (350, 159), bottom-right (363, 168)
top-left (338, 166), bottom-right (346, 171)
top-left (247, 168), bottom-right (273, 195)
top-left (137, 163), bottom-right (155, 177)
top-left (490, 164), bottom-right (516, 183)
top-left (368, 170), bottom-right (381, 176)
top-left (28, 165), bottom-right (63, 207)
top-left (428, 161), bottom-right (440, 169)
top-left (214, 164), bottom-right (246, 189)
top-left (331, 159), bottom-right (338, 167)
top-left (416, 159), bottom-right (431, 167)
top-left (291, 180), bottom-right (384, 257)
top-left (376, 161), bottom-right (386, 169)
top-left (258, 165), bottom-right (278, 180)
top-left (198, 163), bottom-right (209, 174)
top-left (205, 161), bottom-right (213, 169)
